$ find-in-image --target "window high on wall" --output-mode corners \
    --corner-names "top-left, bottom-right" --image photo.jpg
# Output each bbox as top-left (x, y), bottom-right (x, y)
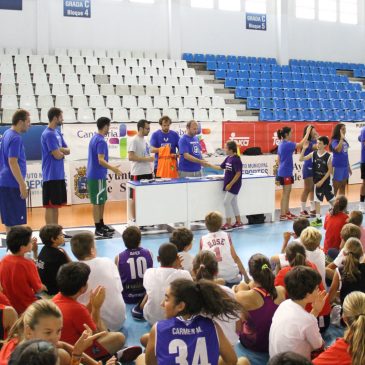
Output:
top-left (340, 0), bottom-right (358, 24)
top-left (296, 0), bottom-right (315, 20)
top-left (318, 0), bottom-right (337, 22)
top-left (190, 0), bottom-right (214, 9)
top-left (245, 0), bottom-right (266, 14)
top-left (218, 0), bottom-right (241, 12)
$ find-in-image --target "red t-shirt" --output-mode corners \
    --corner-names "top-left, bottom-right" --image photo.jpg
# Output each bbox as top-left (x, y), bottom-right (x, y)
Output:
top-left (324, 212), bottom-right (348, 253)
top-left (52, 293), bottom-right (97, 346)
top-left (0, 255), bottom-right (43, 314)
top-left (275, 261), bottom-right (331, 316)
top-left (0, 338), bottom-right (19, 365)
top-left (312, 338), bottom-right (351, 365)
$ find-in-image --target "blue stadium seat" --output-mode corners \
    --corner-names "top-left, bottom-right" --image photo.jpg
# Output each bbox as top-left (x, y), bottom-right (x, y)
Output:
top-left (194, 54), bottom-right (206, 63)
top-left (326, 109), bottom-right (336, 121)
top-left (182, 53), bottom-right (194, 62)
top-left (322, 75), bottom-right (333, 82)
top-left (310, 66), bottom-right (319, 74)
top-left (332, 99), bottom-right (344, 109)
top-left (309, 99), bottom-right (321, 109)
top-left (361, 91), bottom-right (365, 99)
top-left (226, 70), bottom-right (238, 78)
top-left (206, 61), bottom-right (217, 71)
top-left (288, 109), bottom-right (300, 121)
top-left (345, 110), bottom-right (356, 121)
top-left (227, 55), bottom-right (237, 63)
top-left (336, 82), bottom-right (346, 91)
top-left (250, 64), bottom-right (261, 71)
top-left (318, 90), bottom-right (328, 99)
top-left (248, 56), bottom-right (258, 63)
top-left (337, 109), bottom-right (346, 121)
top-left (216, 55), bottom-right (227, 62)
top-left (217, 61), bottom-right (228, 69)
top-left (283, 88), bottom-right (296, 98)
top-left (260, 79), bottom-right (271, 88)
top-left (273, 108), bottom-right (287, 121)
top-left (355, 110), bottom-right (365, 121)
top-left (236, 78), bottom-right (249, 87)
top-left (283, 80), bottom-right (294, 89)
top-left (261, 64), bottom-right (271, 72)
top-left (259, 108), bottom-right (274, 121)
top-left (248, 87), bottom-right (260, 97)
top-left (351, 83), bottom-right (362, 91)
top-left (292, 73), bottom-right (303, 81)
top-left (228, 62), bottom-right (239, 70)
top-left (291, 66), bottom-right (301, 73)
top-left (250, 70), bottom-right (261, 79)
top-left (273, 98), bottom-right (285, 108)
top-left (271, 71), bottom-right (281, 80)
top-left (239, 63), bottom-right (250, 70)
top-left (224, 77), bottom-right (236, 88)
top-left (318, 67), bottom-right (328, 74)
top-left (215, 69), bottom-right (226, 79)
top-left (300, 66), bottom-right (310, 73)
top-left (321, 99), bottom-right (332, 109)
top-left (260, 88), bottom-right (272, 98)
top-left (247, 97), bottom-right (260, 109)
top-left (248, 79), bottom-right (260, 87)
top-left (261, 71), bottom-right (271, 79)
top-left (273, 88), bottom-right (284, 98)
top-left (326, 82), bottom-right (336, 90)
top-left (302, 74), bottom-right (313, 81)
top-left (293, 80), bottom-right (305, 89)
top-left (307, 90), bottom-right (319, 99)
top-left (237, 70), bottom-right (249, 78)
top-left (344, 100), bottom-right (356, 110)
top-left (235, 87), bottom-right (248, 99)
top-left (282, 65), bottom-right (290, 73)
top-left (271, 65), bottom-right (281, 72)
top-left (328, 90), bottom-right (339, 99)
top-left (237, 56), bottom-right (248, 63)
top-left (282, 72), bottom-right (293, 81)
top-left (298, 99), bottom-right (310, 109)
top-left (295, 89), bottom-right (306, 98)
top-left (319, 110), bottom-right (329, 121)
top-left (355, 100), bottom-right (365, 109)
top-left (315, 81), bottom-right (326, 89)
top-left (260, 98), bottom-right (274, 109)
top-left (299, 109), bottom-right (315, 121)
top-left (312, 109), bottom-right (321, 121)
top-left (339, 90), bottom-right (349, 99)
top-left (206, 54), bottom-right (216, 62)
top-left (286, 99), bottom-right (299, 109)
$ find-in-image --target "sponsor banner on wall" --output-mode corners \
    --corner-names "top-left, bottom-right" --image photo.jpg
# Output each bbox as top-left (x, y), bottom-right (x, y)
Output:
top-left (246, 13), bottom-right (266, 31)
top-left (26, 162), bottom-right (72, 208)
top-left (0, 0), bottom-right (22, 10)
top-left (64, 0), bottom-right (91, 18)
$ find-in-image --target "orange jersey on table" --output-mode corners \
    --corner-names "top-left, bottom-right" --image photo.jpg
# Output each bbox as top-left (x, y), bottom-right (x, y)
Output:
top-left (156, 145), bottom-right (178, 178)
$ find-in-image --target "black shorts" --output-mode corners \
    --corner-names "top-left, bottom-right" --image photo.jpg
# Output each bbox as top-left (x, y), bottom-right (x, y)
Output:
top-left (314, 182), bottom-right (335, 203)
top-left (276, 176), bottom-right (294, 186)
top-left (361, 163), bottom-right (365, 180)
top-left (129, 174), bottom-right (154, 198)
top-left (42, 180), bottom-right (67, 207)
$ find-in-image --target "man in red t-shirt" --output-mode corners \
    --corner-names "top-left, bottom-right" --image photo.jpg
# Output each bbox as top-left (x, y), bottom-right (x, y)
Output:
top-left (0, 226), bottom-right (46, 314)
top-left (53, 262), bottom-right (141, 362)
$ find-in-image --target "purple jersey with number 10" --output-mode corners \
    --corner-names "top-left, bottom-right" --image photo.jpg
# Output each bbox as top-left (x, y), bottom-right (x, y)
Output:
top-left (156, 315), bottom-right (220, 365)
top-left (117, 247), bottom-right (153, 304)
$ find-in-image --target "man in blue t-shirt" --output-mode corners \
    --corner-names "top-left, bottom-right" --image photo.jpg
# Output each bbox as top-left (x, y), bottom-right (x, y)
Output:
top-left (359, 126), bottom-right (365, 211)
top-left (41, 108), bottom-right (70, 227)
top-left (87, 117), bottom-right (122, 238)
top-left (150, 115), bottom-right (180, 175)
top-left (178, 120), bottom-right (208, 178)
top-left (0, 109), bottom-right (31, 232)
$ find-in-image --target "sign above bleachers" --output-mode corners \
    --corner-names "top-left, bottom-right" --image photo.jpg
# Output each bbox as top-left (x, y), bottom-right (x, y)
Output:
top-left (0, 0), bottom-right (22, 10)
top-left (246, 13), bottom-right (266, 31)
top-left (63, 0), bottom-right (91, 18)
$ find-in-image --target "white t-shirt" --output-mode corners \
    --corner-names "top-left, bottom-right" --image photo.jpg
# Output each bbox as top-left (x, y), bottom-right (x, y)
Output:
top-left (269, 299), bottom-right (323, 360)
top-left (334, 249), bottom-right (365, 268)
top-left (306, 248), bottom-right (326, 287)
top-left (77, 257), bottom-right (126, 331)
top-left (143, 267), bottom-right (192, 325)
top-left (128, 135), bottom-right (152, 176)
top-left (200, 231), bottom-right (239, 283)
top-left (278, 238), bottom-right (302, 267)
top-left (179, 251), bottom-right (194, 273)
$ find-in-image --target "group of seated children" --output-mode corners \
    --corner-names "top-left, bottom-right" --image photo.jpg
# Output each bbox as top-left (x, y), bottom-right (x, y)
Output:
top-left (0, 199), bottom-right (365, 365)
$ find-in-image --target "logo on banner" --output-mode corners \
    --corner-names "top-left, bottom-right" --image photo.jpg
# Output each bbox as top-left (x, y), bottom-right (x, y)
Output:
top-left (74, 166), bottom-right (88, 199)
top-left (272, 132), bottom-right (280, 146)
top-left (229, 132), bottom-right (250, 147)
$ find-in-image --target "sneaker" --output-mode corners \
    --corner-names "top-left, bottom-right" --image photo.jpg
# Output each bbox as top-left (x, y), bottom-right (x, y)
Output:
top-left (310, 218), bottom-right (323, 227)
top-left (286, 211), bottom-right (297, 218)
top-left (221, 223), bottom-right (233, 231)
top-left (131, 304), bottom-right (144, 320)
top-left (279, 215), bottom-right (289, 221)
top-left (299, 210), bottom-right (310, 218)
top-left (102, 225), bottom-right (115, 233)
top-left (117, 346), bottom-right (143, 363)
top-left (95, 229), bottom-right (113, 238)
top-left (309, 210), bottom-right (317, 217)
top-left (232, 221), bottom-right (244, 229)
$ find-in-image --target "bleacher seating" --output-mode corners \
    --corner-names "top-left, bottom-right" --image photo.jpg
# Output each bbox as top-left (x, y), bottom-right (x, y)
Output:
top-left (0, 48), bottom-right (232, 124)
top-left (183, 53), bottom-right (365, 122)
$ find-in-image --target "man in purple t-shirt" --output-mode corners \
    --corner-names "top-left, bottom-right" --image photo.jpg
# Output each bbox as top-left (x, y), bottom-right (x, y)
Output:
top-left (210, 141), bottom-right (243, 230)
top-left (0, 109), bottom-right (31, 232)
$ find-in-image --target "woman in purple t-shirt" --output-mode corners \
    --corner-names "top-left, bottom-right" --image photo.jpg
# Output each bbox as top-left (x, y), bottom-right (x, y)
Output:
top-left (276, 126), bottom-right (311, 221)
top-left (211, 141), bottom-right (243, 230)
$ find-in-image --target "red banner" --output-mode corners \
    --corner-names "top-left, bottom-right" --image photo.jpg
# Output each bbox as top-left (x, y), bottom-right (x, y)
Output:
top-left (222, 121), bottom-right (338, 153)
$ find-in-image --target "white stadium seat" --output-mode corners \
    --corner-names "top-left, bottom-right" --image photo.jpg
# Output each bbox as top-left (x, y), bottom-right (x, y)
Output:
top-left (77, 107), bottom-right (94, 122)
top-left (55, 95), bottom-right (72, 108)
top-left (129, 108), bottom-right (145, 121)
top-left (73, 95), bottom-right (88, 108)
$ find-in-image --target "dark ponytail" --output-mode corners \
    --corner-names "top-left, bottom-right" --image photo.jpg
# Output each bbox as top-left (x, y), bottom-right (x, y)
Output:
top-left (331, 195), bottom-right (348, 216)
top-left (169, 279), bottom-right (243, 320)
top-left (192, 251), bottom-right (218, 281)
top-left (286, 243), bottom-right (307, 267)
top-left (277, 126), bottom-right (291, 140)
top-left (248, 254), bottom-right (277, 300)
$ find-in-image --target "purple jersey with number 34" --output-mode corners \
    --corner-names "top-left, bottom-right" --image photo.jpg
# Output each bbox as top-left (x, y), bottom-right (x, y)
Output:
top-left (117, 247), bottom-right (153, 304)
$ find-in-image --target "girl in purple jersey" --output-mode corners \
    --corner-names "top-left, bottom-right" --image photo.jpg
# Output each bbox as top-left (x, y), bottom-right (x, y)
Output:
top-left (276, 126), bottom-right (311, 221)
top-left (330, 123), bottom-right (351, 196)
top-left (139, 279), bottom-right (249, 365)
top-left (300, 125), bottom-right (319, 218)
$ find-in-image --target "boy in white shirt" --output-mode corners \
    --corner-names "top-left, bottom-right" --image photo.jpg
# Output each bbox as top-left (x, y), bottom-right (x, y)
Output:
top-left (200, 211), bottom-right (249, 285)
top-left (269, 266), bottom-right (326, 360)
top-left (70, 232), bottom-right (126, 331)
top-left (169, 227), bottom-right (194, 273)
top-left (143, 243), bottom-right (192, 325)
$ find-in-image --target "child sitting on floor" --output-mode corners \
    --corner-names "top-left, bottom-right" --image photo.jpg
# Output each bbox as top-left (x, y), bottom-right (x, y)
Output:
top-left (170, 227), bottom-right (194, 273)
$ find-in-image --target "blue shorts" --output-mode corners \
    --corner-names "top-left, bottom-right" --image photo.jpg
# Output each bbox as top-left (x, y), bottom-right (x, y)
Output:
top-left (0, 187), bottom-right (27, 227)
top-left (333, 167), bottom-right (349, 182)
top-left (302, 166), bottom-right (313, 179)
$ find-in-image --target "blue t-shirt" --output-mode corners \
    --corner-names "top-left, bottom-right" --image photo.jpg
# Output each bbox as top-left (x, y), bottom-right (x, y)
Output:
top-left (331, 139), bottom-right (349, 168)
top-left (0, 129), bottom-right (26, 188)
top-left (178, 134), bottom-right (202, 172)
top-left (358, 127), bottom-right (365, 163)
top-left (156, 315), bottom-right (219, 365)
top-left (277, 140), bottom-right (296, 177)
top-left (41, 127), bottom-right (67, 181)
top-left (87, 133), bottom-right (108, 179)
top-left (150, 129), bottom-right (180, 169)
top-left (303, 139), bottom-right (317, 171)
